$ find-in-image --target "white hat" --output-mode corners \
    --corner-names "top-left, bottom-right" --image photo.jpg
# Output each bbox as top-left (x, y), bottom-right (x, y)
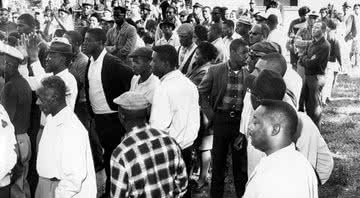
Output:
top-left (0, 41), bottom-right (24, 61)
top-left (113, 91), bottom-right (150, 110)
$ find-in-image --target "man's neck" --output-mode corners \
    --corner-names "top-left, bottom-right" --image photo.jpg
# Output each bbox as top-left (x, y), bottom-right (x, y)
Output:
top-left (92, 47), bottom-right (104, 60)
top-left (265, 142), bottom-right (292, 156)
top-left (124, 120), bottom-right (147, 132)
top-left (139, 70), bottom-right (152, 83)
top-left (5, 71), bottom-right (20, 82)
top-left (51, 103), bottom-right (67, 117)
top-left (314, 35), bottom-right (323, 42)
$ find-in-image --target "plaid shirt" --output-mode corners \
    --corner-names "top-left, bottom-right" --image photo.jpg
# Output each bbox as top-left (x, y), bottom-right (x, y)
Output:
top-left (220, 63), bottom-right (247, 111)
top-left (110, 125), bottom-right (188, 198)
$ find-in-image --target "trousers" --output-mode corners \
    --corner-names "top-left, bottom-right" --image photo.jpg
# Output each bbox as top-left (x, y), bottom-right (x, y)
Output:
top-left (11, 133), bottom-right (31, 198)
top-left (210, 112), bottom-right (247, 198)
top-left (35, 177), bottom-right (59, 198)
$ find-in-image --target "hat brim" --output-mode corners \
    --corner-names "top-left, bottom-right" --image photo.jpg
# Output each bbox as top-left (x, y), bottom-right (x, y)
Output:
top-left (47, 50), bottom-right (73, 55)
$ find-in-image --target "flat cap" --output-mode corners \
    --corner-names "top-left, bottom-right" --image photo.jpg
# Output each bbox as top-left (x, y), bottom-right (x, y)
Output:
top-left (193, 2), bottom-right (203, 8)
top-left (140, 3), bottom-right (151, 11)
top-left (308, 10), bottom-right (319, 18)
top-left (177, 23), bottom-right (194, 36)
top-left (250, 41), bottom-right (281, 55)
top-left (113, 91), bottom-right (150, 110)
top-left (0, 41), bottom-right (24, 61)
top-left (246, 69), bottom-right (286, 100)
top-left (129, 47), bottom-right (153, 59)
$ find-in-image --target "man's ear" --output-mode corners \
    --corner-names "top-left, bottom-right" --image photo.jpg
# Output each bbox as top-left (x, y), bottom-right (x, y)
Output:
top-left (271, 123), bottom-right (281, 136)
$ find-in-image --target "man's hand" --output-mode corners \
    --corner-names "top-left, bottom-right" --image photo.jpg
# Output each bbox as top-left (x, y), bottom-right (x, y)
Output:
top-left (233, 134), bottom-right (244, 151)
top-left (26, 33), bottom-right (40, 63)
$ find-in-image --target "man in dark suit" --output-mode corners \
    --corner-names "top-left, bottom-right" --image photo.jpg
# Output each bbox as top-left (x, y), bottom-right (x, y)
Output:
top-left (198, 38), bottom-right (249, 198)
top-left (82, 28), bottom-right (134, 196)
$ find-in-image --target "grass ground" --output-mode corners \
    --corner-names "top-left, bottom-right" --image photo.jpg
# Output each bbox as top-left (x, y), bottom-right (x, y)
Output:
top-left (194, 73), bottom-right (360, 198)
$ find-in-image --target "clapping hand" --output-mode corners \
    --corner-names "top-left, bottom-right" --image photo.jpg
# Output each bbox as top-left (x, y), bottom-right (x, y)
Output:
top-left (17, 33), bottom-right (40, 63)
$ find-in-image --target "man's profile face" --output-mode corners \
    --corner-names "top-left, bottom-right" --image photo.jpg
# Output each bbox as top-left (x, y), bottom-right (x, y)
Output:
top-left (312, 22), bottom-right (323, 38)
top-left (113, 9), bottom-right (125, 26)
top-left (45, 52), bottom-right (62, 73)
top-left (249, 25), bottom-right (263, 45)
top-left (248, 105), bottom-right (271, 152)
top-left (131, 56), bottom-right (149, 75)
top-left (202, 8), bottom-right (211, 19)
top-left (82, 33), bottom-right (98, 56)
top-left (36, 88), bottom-right (55, 116)
top-left (150, 52), bottom-right (165, 78)
top-left (17, 19), bottom-right (32, 34)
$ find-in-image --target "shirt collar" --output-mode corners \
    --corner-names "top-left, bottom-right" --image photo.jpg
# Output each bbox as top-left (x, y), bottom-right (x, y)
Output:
top-left (90, 48), bottom-right (107, 63)
top-left (160, 70), bottom-right (180, 81)
top-left (56, 68), bottom-right (69, 78)
top-left (48, 106), bottom-right (72, 127)
top-left (212, 37), bottom-right (222, 45)
top-left (313, 36), bottom-right (325, 45)
top-left (182, 42), bottom-right (196, 52)
top-left (263, 143), bottom-right (296, 162)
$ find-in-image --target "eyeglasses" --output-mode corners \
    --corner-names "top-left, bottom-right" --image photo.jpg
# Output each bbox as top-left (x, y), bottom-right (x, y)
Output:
top-left (248, 31), bottom-right (261, 36)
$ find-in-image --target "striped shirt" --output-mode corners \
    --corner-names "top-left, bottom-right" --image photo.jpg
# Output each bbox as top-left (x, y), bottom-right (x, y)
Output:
top-left (110, 125), bottom-right (188, 198)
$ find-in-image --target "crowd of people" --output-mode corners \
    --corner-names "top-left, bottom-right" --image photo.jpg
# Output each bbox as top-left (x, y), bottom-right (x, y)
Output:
top-left (1, 0), bottom-right (359, 197)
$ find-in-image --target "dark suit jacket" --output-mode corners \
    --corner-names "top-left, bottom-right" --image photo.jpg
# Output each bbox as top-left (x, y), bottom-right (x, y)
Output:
top-left (85, 52), bottom-right (134, 116)
top-left (198, 62), bottom-right (249, 123)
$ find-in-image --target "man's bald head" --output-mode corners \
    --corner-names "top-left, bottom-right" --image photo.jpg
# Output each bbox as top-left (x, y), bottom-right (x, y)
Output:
top-left (254, 53), bottom-right (287, 76)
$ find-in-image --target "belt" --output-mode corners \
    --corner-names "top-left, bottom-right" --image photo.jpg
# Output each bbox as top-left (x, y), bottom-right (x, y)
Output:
top-left (216, 109), bottom-right (242, 118)
top-left (50, 177), bottom-right (60, 182)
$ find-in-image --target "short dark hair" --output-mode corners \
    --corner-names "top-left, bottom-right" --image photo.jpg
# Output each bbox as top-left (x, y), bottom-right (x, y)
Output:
top-left (86, 28), bottom-right (107, 44)
top-left (142, 32), bottom-right (154, 44)
top-left (152, 45), bottom-right (178, 68)
top-left (223, 19), bottom-right (235, 29)
top-left (64, 31), bottom-right (83, 46)
top-left (266, 14), bottom-right (278, 30)
top-left (259, 23), bottom-right (271, 39)
top-left (230, 38), bottom-right (248, 52)
top-left (41, 76), bottom-right (67, 103)
top-left (18, 13), bottom-right (36, 28)
top-left (54, 29), bottom-right (66, 38)
top-left (197, 41), bottom-right (218, 62)
top-left (298, 6), bottom-right (310, 17)
top-left (260, 99), bottom-right (298, 139)
top-left (90, 13), bottom-right (102, 22)
top-left (194, 25), bottom-right (208, 41)
top-left (259, 53), bottom-right (287, 76)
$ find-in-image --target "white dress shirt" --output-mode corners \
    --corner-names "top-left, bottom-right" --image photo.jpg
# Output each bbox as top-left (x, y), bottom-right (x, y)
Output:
top-left (130, 74), bottom-right (160, 104)
top-left (150, 70), bottom-right (200, 149)
top-left (243, 143), bottom-right (318, 198)
top-left (246, 112), bottom-right (333, 184)
top-left (37, 106), bottom-right (97, 198)
top-left (223, 32), bottom-right (241, 57)
top-left (212, 37), bottom-right (229, 63)
top-left (0, 104), bottom-right (17, 187)
top-left (155, 33), bottom-right (180, 49)
top-left (267, 27), bottom-right (287, 56)
top-left (88, 49), bottom-right (115, 114)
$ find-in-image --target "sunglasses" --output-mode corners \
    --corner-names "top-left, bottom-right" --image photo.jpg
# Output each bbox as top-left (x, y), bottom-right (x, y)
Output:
top-left (249, 31), bottom-right (261, 36)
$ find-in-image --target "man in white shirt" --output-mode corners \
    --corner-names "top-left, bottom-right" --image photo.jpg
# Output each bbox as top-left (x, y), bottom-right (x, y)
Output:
top-left (177, 23), bottom-right (198, 74)
top-left (36, 76), bottom-right (96, 198)
top-left (128, 47), bottom-right (160, 104)
top-left (209, 23), bottom-right (229, 63)
top-left (223, 19), bottom-right (242, 57)
top-left (245, 69), bottom-right (333, 185)
top-left (155, 20), bottom-right (180, 49)
top-left (150, 45), bottom-right (200, 198)
top-left (244, 99), bottom-right (318, 198)
top-left (0, 104), bottom-right (17, 198)
top-left (266, 14), bottom-right (287, 55)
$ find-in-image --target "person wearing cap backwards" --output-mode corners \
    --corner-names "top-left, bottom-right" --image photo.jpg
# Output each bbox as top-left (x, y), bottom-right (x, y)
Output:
top-left (155, 20), bottom-right (180, 48)
top-left (0, 41), bottom-right (32, 198)
top-left (110, 91), bottom-right (188, 198)
top-left (128, 47), bottom-right (160, 104)
top-left (244, 68), bottom-right (333, 187)
top-left (294, 10), bottom-right (319, 82)
top-left (150, 44), bottom-right (200, 198)
top-left (0, 8), bottom-right (17, 36)
top-left (0, 103), bottom-right (17, 198)
top-left (105, 6), bottom-right (137, 65)
top-left (244, 99), bottom-right (318, 198)
top-left (177, 23), bottom-right (198, 74)
top-left (198, 39), bottom-right (249, 198)
top-left (35, 76), bottom-right (96, 198)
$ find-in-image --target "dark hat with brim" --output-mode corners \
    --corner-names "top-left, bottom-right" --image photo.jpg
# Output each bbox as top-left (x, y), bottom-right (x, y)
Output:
top-left (160, 20), bottom-right (175, 30)
top-left (82, 2), bottom-right (93, 7)
top-left (193, 2), bottom-right (203, 8)
top-left (343, 2), bottom-right (351, 8)
top-left (58, 8), bottom-right (70, 14)
top-left (48, 37), bottom-right (73, 55)
top-left (245, 69), bottom-right (286, 100)
top-left (113, 6), bottom-right (128, 14)
top-left (140, 3), bottom-right (151, 11)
